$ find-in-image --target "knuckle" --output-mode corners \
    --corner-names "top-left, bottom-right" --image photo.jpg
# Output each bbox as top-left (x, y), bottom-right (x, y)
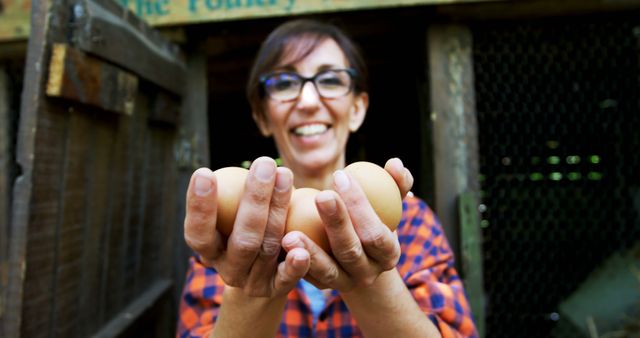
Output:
top-left (380, 255), bottom-right (399, 271)
top-left (323, 265), bottom-right (340, 285)
top-left (260, 237), bottom-right (282, 257)
top-left (361, 230), bottom-right (389, 252)
top-left (187, 195), bottom-right (214, 214)
top-left (230, 235), bottom-right (262, 258)
top-left (247, 187), bottom-right (272, 205)
top-left (184, 233), bottom-right (209, 253)
top-left (334, 243), bottom-right (364, 264)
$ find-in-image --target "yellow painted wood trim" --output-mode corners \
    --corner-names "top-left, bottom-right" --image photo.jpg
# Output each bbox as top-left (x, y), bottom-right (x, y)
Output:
top-left (0, 0), bottom-right (493, 42)
top-left (46, 43), bottom-right (67, 97)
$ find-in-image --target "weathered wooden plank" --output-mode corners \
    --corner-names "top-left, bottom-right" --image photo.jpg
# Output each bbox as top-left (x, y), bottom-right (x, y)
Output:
top-left (427, 23), bottom-right (483, 333)
top-left (428, 24), bottom-right (479, 260)
top-left (91, 279), bottom-right (171, 338)
top-left (0, 65), bottom-right (9, 337)
top-left (102, 100), bottom-right (136, 322)
top-left (50, 107), bottom-right (93, 336)
top-left (138, 128), bottom-right (167, 288)
top-left (77, 116), bottom-right (117, 336)
top-left (148, 88), bottom-right (180, 125)
top-left (121, 92), bottom-right (148, 304)
top-left (1, 0), bottom-right (508, 43)
top-left (21, 103), bottom-right (69, 338)
top-left (3, 1), bottom-right (45, 330)
top-left (46, 43), bottom-right (138, 116)
top-left (71, 0), bottom-right (187, 96)
top-left (173, 52), bottom-right (209, 303)
top-left (458, 191), bottom-right (485, 338)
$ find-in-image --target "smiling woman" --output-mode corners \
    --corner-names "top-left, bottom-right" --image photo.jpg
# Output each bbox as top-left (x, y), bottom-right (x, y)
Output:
top-left (179, 17), bottom-right (477, 338)
top-left (205, 12), bottom-right (427, 199)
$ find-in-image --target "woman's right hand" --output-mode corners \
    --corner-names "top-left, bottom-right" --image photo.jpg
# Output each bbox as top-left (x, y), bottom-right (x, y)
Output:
top-left (183, 156), bottom-right (310, 298)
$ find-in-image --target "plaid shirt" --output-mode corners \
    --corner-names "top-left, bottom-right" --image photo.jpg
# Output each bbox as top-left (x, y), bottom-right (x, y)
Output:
top-left (177, 195), bottom-right (478, 337)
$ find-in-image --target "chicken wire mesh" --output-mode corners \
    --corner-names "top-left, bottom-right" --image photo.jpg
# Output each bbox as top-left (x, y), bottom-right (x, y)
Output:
top-left (472, 14), bottom-right (640, 338)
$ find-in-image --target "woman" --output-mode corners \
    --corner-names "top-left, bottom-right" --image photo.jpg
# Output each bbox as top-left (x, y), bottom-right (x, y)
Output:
top-left (178, 19), bottom-right (477, 338)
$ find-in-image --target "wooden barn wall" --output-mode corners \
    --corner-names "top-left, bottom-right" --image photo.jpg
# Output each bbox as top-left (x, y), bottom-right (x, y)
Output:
top-left (3, 0), bottom-right (183, 333)
top-left (11, 84), bottom-right (179, 336)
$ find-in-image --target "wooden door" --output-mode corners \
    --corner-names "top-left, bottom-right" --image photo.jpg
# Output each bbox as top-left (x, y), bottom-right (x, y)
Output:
top-left (2, 0), bottom-right (192, 336)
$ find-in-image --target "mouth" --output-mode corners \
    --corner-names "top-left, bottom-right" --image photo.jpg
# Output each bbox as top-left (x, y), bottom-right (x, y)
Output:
top-left (291, 123), bottom-right (330, 137)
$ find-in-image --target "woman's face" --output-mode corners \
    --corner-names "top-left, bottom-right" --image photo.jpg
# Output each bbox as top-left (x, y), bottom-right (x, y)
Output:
top-left (255, 38), bottom-right (368, 175)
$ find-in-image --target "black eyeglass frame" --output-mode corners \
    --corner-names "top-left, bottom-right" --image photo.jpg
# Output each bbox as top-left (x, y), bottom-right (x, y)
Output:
top-left (259, 68), bottom-right (357, 101)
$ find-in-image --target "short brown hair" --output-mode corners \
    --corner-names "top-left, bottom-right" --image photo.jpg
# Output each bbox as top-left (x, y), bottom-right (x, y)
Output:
top-left (247, 19), bottom-right (368, 121)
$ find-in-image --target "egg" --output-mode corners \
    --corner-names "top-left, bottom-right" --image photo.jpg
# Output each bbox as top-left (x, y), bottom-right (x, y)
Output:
top-left (285, 162), bottom-right (402, 252)
top-left (285, 187), bottom-right (329, 251)
top-left (344, 161), bottom-right (403, 231)
top-left (209, 161), bottom-right (403, 252)
top-left (213, 166), bottom-right (248, 236)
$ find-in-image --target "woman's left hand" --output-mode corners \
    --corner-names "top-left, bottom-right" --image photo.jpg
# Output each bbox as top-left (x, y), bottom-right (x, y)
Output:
top-left (281, 158), bottom-right (414, 292)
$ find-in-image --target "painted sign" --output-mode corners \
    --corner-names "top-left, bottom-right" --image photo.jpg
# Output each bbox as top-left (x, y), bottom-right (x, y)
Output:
top-left (0, 0), bottom-right (487, 42)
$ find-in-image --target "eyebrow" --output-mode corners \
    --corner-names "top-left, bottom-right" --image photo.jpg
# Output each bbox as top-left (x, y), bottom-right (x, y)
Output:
top-left (272, 63), bottom-right (345, 74)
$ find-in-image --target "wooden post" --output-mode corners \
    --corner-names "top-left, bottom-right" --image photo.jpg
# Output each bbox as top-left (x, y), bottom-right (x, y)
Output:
top-left (0, 65), bottom-right (9, 334)
top-left (427, 24), bottom-right (485, 336)
top-left (173, 50), bottom-right (210, 304)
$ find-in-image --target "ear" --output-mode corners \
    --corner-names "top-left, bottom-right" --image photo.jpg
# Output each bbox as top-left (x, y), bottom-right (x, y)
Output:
top-left (348, 92), bottom-right (369, 132)
top-left (252, 110), bottom-right (272, 137)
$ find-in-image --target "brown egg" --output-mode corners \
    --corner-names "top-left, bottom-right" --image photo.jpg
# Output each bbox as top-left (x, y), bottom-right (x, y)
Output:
top-left (285, 187), bottom-right (329, 251)
top-left (210, 161), bottom-right (403, 252)
top-left (213, 166), bottom-right (248, 236)
top-left (344, 161), bottom-right (403, 231)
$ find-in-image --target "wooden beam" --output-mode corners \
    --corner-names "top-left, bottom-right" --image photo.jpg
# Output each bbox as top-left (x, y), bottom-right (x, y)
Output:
top-left (436, 0), bottom-right (640, 20)
top-left (0, 65), bottom-right (9, 334)
top-left (427, 24), bottom-right (480, 269)
top-left (71, 0), bottom-right (187, 96)
top-left (46, 43), bottom-right (138, 116)
top-left (91, 279), bottom-right (172, 337)
top-left (428, 23), bottom-right (484, 335)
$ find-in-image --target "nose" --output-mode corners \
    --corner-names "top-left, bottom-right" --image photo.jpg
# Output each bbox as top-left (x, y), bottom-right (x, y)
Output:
top-left (297, 80), bottom-right (321, 108)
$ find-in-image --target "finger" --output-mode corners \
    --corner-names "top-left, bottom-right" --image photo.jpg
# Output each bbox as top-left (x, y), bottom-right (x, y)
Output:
top-left (384, 158), bottom-right (414, 198)
top-left (184, 168), bottom-right (224, 264)
top-left (282, 231), bottom-right (353, 291)
top-left (334, 170), bottom-right (400, 270)
top-left (245, 167), bottom-right (293, 295)
top-left (315, 190), bottom-right (371, 279)
top-left (274, 248), bottom-right (310, 294)
top-left (224, 157), bottom-right (277, 284)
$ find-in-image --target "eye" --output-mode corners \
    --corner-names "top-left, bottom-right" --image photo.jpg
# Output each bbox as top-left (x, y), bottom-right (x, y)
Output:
top-left (267, 73), bottom-right (300, 91)
top-left (317, 71), bottom-right (348, 87)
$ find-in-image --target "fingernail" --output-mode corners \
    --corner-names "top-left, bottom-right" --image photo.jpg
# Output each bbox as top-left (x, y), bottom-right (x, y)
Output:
top-left (194, 175), bottom-right (212, 196)
top-left (316, 191), bottom-right (337, 215)
top-left (275, 171), bottom-right (291, 192)
top-left (334, 170), bottom-right (350, 192)
top-left (394, 158), bottom-right (404, 170)
top-left (255, 161), bottom-right (276, 182)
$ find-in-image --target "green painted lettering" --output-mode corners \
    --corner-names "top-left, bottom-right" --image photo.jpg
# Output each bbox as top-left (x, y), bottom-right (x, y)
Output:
top-left (135, 0), bottom-right (154, 16)
top-left (226, 0), bottom-right (242, 8)
top-left (189, 0), bottom-right (198, 13)
top-left (284, 0), bottom-right (294, 11)
top-left (155, 0), bottom-right (170, 15)
top-left (206, 0), bottom-right (222, 10)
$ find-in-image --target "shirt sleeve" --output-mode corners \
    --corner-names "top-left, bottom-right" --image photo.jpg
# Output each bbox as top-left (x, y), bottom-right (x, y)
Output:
top-left (396, 196), bottom-right (479, 338)
top-left (176, 256), bottom-right (225, 338)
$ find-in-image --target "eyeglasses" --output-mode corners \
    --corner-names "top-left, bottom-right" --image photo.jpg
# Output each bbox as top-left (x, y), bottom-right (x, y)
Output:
top-left (260, 68), bottom-right (356, 101)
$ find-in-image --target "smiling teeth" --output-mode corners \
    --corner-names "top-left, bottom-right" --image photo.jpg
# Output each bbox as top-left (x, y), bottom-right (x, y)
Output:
top-left (294, 124), bottom-right (328, 136)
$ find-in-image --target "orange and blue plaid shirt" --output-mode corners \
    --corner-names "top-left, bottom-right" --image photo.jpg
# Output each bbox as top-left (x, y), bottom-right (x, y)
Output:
top-left (177, 195), bottom-right (478, 337)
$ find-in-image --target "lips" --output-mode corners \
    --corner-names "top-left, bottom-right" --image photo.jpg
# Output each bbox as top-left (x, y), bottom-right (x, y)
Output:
top-left (292, 123), bottom-right (330, 136)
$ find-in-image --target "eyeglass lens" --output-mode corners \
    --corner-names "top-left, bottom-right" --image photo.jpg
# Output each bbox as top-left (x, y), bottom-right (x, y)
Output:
top-left (263, 69), bottom-right (353, 101)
